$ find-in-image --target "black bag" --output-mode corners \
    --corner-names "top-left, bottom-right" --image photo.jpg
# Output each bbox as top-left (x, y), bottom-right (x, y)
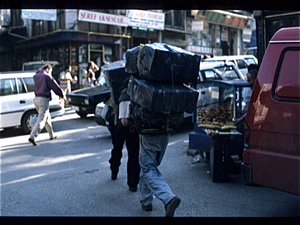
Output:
top-left (135, 43), bottom-right (201, 84)
top-left (101, 60), bottom-right (130, 104)
top-left (131, 101), bottom-right (184, 134)
top-left (125, 45), bottom-right (140, 75)
top-left (127, 75), bottom-right (199, 114)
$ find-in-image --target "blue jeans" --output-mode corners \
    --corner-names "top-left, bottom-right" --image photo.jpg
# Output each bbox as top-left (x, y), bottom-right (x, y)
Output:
top-left (139, 133), bottom-right (175, 207)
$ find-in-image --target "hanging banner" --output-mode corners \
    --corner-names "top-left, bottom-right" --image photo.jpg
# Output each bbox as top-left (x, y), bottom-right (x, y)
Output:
top-left (127, 10), bottom-right (165, 30)
top-left (21, 10), bottom-right (57, 21)
top-left (78, 10), bottom-right (128, 27)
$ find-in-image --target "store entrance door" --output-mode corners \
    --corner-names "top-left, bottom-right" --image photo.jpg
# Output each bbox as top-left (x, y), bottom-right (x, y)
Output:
top-left (88, 44), bottom-right (104, 81)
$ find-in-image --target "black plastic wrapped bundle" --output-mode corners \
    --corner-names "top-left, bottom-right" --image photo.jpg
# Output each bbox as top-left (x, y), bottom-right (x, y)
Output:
top-left (125, 45), bottom-right (140, 75)
top-left (127, 75), bottom-right (199, 114)
top-left (101, 60), bottom-right (130, 104)
top-left (101, 60), bottom-right (128, 87)
top-left (131, 101), bottom-right (184, 134)
top-left (137, 43), bottom-right (201, 84)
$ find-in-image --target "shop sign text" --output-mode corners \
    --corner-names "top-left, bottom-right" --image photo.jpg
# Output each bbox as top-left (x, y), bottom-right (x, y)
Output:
top-left (78, 10), bottom-right (128, 27)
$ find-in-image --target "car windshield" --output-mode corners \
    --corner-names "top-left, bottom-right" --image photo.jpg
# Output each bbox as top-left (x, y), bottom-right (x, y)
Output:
top-left (23, 64), bottom-right (42, 71)
top-left (215, 65), bottom-right (240, 80)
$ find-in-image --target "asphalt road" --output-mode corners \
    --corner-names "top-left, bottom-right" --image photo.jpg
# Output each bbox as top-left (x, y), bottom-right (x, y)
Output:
top-left (0, 108), bottom-right (299, 222)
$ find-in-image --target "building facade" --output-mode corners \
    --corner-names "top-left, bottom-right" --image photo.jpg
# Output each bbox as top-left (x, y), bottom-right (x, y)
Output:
top-left (0, 9), bottom-right (254, 88)
top-left (186, 10), bottom-right (255, 56)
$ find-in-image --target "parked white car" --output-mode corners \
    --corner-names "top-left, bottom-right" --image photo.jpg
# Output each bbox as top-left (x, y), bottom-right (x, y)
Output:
top-left (204, 55), bottom-right (258, 77)
top-left (0, 71), bottom-right (65, 133)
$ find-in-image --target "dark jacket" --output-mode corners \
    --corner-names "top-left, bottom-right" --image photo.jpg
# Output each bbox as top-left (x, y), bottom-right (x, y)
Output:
top-left (34, 70), bottom-right (64, 100)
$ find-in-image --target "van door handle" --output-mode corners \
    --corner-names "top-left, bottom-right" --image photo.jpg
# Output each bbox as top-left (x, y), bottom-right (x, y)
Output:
top-left (20, 100), bottom-right (26, 104)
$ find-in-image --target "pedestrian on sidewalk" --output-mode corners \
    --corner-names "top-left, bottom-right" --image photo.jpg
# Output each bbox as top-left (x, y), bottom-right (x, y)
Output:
top-left (87, 61), bottom-right (99, 87)
top-left (28, 64), bottom-right (65, 146)
top-left (60, 65), bottom-right (75, 106)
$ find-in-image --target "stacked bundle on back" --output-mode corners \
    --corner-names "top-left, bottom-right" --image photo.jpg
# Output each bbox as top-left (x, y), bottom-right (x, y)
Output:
top-left (101, 60), bottom-right (129, 105)
top-left (126, 43), bottom-right (200, 84)
top-left (127, 75), bottom-right (198, 114)
top-left (125, 43), bottom-right (201, 134)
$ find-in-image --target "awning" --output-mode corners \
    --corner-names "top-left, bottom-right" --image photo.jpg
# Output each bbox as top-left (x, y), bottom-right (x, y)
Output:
top-left (196, 10), bottom-right (254, 29)
top-left (15, 30), bottom-right (131, 50)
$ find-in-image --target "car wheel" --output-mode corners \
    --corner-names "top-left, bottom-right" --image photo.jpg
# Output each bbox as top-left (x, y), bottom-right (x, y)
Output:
top-left (22, 110), bottom-right (38, 134)
top-left (76, 111), bottom-right (88, 118)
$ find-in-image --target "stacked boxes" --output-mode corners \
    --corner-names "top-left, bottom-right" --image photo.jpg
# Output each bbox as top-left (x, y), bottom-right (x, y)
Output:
top-left (125, 43), bottom-right (201, 134)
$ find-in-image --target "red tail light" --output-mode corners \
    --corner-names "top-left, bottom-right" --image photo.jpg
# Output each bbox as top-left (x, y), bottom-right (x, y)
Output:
top-left (59, 98), bottom-right (64, 105)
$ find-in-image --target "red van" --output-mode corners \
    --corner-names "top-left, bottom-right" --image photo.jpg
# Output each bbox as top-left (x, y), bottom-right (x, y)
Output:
top-left (241, 27), bottom-right (300, 195)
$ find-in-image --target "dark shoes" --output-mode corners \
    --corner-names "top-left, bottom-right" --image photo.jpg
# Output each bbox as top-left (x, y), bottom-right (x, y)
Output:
top-left (111, 172), bottom-right (118, 180)
top-left (165, 196), bottom-right (181, 217)
top-left (50, 136), bottom-right (57, 140)
top-left (129, 186), bottom-right (137, 192)
top-left (142, 204), bottom-right (153, 211)
top-left (28, 138), bottom-right (37, 146)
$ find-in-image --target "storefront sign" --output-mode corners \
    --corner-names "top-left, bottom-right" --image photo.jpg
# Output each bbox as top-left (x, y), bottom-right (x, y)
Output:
top-left (78, 10), bottom-right (128, 27)
top-left (192, 21), bottom-right (204, 31)
top-left (198, 10), bottom-right (251, 29)
top-left (243, 29), bottom-right (252, 42)
top-left (127, 10), bottom-right (165, 30)
top-left (186, 45), bottom-right (212, 54)
top-left (21, 10), bottom-right (57, 21)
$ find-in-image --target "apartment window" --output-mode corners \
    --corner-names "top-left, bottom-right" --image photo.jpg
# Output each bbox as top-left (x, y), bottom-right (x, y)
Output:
top-left (32, 10), bottom-right (61, 36)
top-left (32, 20), bottom-right (44, 36)
top-left (164, 10), bottom-right (185, 30)
top-left (56, 10), bottom-right (65, 29)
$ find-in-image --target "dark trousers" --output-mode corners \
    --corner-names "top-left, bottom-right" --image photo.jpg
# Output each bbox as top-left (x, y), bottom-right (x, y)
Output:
top-left (109, 124), bottom-right (140, 188)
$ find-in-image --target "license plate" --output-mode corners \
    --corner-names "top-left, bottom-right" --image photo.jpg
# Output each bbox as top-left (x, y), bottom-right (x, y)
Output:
top-left (71, 106), bottom-right (79, 111)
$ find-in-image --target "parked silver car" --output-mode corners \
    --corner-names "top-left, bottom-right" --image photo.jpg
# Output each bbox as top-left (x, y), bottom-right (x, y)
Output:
top-left (0, 71), bottom-right (65, 133)
top-left (204, 55), bottom-right (258, 77)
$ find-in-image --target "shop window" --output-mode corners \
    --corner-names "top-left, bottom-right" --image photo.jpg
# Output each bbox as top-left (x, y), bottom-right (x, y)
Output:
top-left (202, 21), bottom-right (212, 47)
top-left (148, 29), bottom-right (157, 40)
top-left (275, 49), bottom-right (300, 101)
top-left (132, 27), bottom-right (148, 37)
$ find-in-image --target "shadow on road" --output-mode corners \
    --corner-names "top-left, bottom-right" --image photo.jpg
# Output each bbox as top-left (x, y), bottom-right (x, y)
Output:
top-left (0, 109), bottom-right (97, 139)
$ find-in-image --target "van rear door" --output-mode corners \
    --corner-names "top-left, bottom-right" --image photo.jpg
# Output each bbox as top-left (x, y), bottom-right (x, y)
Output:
top-left (242, 27), bottom-right (300, 195)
